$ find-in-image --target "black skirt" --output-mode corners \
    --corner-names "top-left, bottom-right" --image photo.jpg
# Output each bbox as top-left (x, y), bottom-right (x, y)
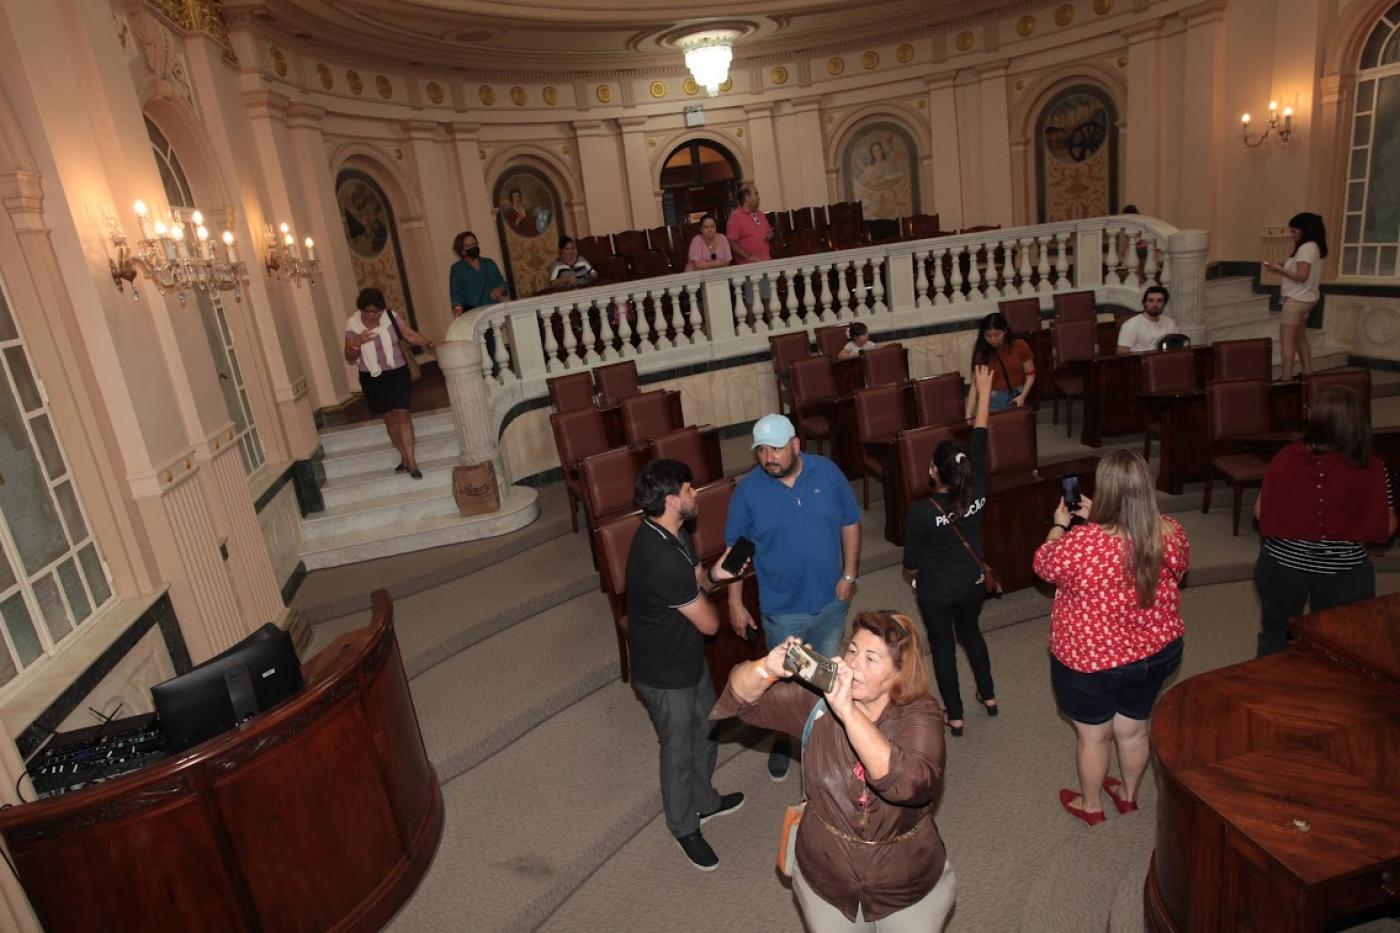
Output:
top-left (359, 365), bottom-right (412, 415)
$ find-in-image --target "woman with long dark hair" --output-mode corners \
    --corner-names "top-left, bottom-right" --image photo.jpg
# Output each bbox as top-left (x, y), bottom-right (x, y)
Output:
top-left (1033, 450), bottom-right (1189, 826)
top-left (965, 313), bottom-right (1035, 414)
top-left (1263, 212), bottom-right (1327, 379)
top-left (1253, 386), bottom-right (1396, 656)
top-left (685, 214), bottom-right (732, 271)
top-left (903, 365), bottom-right (997, 737)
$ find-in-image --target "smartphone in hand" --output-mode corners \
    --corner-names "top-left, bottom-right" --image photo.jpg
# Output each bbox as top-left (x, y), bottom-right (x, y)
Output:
top-left (721, 537), bottom-right (755, 576)
top-left (1060, 474), bottom-right (1081, 513)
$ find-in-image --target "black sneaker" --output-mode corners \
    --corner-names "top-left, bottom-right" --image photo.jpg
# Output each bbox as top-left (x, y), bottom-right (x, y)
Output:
top-left (675, 830), bottom-right (718, 871)
top-left (768, 740), bottom-right (791, 783)
top-left (395, 462), bottom-right (409, 473)
top-left (699, 792), bottom-right (745, 825)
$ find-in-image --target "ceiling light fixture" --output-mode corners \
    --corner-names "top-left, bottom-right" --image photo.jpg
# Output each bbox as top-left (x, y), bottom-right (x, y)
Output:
top-left (681, 30), bottom-right (739, 96)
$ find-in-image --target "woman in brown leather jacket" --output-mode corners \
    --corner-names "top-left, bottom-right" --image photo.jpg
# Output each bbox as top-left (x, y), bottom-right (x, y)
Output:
top-left (711, 611), bottom-right (955, 931)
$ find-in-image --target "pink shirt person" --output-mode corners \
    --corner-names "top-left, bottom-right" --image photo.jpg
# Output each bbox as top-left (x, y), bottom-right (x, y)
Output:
top-left (726, 207), bottom-right (772, 264)
top-left (687, 232), bottom-right (732, 271)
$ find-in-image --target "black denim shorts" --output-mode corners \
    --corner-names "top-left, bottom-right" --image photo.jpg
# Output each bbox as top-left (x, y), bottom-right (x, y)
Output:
top-left (1051, 637), bottom-right (1183, 725)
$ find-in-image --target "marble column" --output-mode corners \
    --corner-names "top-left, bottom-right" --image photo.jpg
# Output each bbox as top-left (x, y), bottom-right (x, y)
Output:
top-left (574, 120), bottom-right (629, 234)
top-left (926, 74), bottom-right (964, 229)
top-left (403, 120), bottom-right (469, 337)
top-left (789, 97), bottom-right (830, 208)
top-left (744, 103), bottom-right (785, 209)
top-left (1168, 229), bottom-right (1211, 344)
top-left (1123, 19), bottom-right (1166, 214)
top-left (1176, 2), bottom-right (1227, 246)
top-left (619, 116), bottom-right (658, 229)
top-left (440, 313), bottom-right (508, 484)
top-left (977, 64), bottom-right (1015, 228)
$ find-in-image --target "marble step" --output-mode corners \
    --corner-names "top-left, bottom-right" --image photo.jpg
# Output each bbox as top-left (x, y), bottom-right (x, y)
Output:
top-left (317, 408), bottom-right (455, 455)
top-left (319, 454), bottom-right (459, 509)
top-left (1205, 276), bottom-right (1258, 304)
top-left (319, 428), bottom-right (461, 481)
top-left (302, 483), bottom-right (463, 543)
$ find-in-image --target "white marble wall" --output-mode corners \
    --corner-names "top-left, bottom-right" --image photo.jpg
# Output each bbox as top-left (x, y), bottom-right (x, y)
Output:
top-left (258, 481), bottom-right (304, 589)
top-left (1323, 294), bottom-right (1400, 363)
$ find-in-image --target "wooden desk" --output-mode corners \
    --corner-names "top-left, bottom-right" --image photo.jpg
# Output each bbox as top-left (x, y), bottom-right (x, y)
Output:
top-left (1151, 382), bottom-right (1303, 494)
top-left (1145, 592), bottom-right (1400, 932)
top-left (0, 593), bottom-right (443, 933)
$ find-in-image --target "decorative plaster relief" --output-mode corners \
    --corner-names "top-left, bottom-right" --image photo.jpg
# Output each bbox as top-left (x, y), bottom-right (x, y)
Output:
top-left (1094, 0), bottom-right (1113, 13)
top-left (771, 66), bottom-right (789, 85)
top-left (317, 63), bottom-right (333, 89)
top-left (543, 86), bottom-right (559, 105)
top-left (1055, 4), bottom-right (1076, 26)
top-left (596, 85), bottom-right (613, 103)
top-left (271, 48), bottom-right (287, 76)
top-left (956, 31), bottom-right (975, 51)
top-left (650, 81), bottom-right (666, 99)
top-left (862, 51), bottom-right (879, 70)
top-left (683, 77), bottom-right (699, 95)
top-left (480, 85), bottom-right (496, 105)
top-left (1017, 15), bottom-right (1036, 37)
top-left (511, 86), bottom-right (528, 106)
top-left (376, 75), bottom-right (392, 99)
top-left (719, 78), bottom-right (733, 92)
top-left (427, 81), bottom-right (444, 104)
top-left (132, 15), bottom-right (195, 106)
top-left (347, 70), bottom-right (363, 95)
top-left (828, 57), bottom-right (846, 75)
top-left (897, 43), bottom-right (915, 63)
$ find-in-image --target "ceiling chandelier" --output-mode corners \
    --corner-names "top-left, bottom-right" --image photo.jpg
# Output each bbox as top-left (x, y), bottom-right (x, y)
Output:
top-left (681, 30), bottom-right (739, 96)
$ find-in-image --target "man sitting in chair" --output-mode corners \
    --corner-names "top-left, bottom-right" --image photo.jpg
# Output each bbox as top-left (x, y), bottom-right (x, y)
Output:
top-left (1116, 286), bottom-right (1177, 354)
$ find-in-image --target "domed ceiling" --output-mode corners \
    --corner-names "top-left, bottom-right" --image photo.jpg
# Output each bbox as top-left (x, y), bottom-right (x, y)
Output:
top-left (224, 0), bottom-right (1023, 73)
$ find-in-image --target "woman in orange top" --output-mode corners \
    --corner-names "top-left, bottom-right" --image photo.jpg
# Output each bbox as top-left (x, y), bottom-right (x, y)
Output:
top-left (964, 313), bottom-right (1035, 415)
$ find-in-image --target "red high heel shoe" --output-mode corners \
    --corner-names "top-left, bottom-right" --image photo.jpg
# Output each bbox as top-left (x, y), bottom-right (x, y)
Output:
top-left (1059, 788), bottom-right (1105, 826)
top-left (1103, 777), bottom-right (1138, 814)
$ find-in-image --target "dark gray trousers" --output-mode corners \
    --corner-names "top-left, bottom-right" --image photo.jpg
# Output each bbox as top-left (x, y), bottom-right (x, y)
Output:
top-left (635, 669), bottom-right (722, 839)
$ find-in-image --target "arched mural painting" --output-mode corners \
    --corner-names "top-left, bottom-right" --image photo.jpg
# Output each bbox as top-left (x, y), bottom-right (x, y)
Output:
top-left (335, 168), bottom-right (418, 328)
top-left (841, 121), bottom-right (921, 221)
top-left (1036, 84), bottom-right (1119, 222)
top-left (493, 165), bottom-right (564, 299)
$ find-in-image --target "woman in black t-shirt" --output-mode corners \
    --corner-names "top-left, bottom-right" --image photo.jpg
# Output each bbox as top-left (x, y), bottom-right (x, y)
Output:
top-left (903, 365), bottom-right (997, 736)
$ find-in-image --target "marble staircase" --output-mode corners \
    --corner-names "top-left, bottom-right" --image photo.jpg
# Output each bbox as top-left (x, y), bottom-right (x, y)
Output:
top-left (1204, 276), bottom-right (1348, 371)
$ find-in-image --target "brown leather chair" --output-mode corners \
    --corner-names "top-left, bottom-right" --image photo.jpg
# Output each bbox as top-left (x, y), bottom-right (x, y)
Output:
top-left (1141, 348), bottom-right (1199, 462)
top-left (1203, 378), bottom-right (1271, 536)
top-left (592, 255), bottom-right (631, 284)
top-left (986, 407), bottom-right (1037, 476)
top-left (646, 226), bottom-right (673, 253)
top-left (897, 424), bottom-right (961, 502)
top-left (815, 324), bottom-right (850, 360)
top-left (551, 407), bottom-right (612, 533)
top-left (650, 426), bottom-right (719, 487)
top-left (787, 229), bottom-right (825, 256)
top-left (903, 213), bottom-right (941, 240)
top-left (999, 297), bottom-right (1043, 336)
top-left (595, 360), bottom-right (641, 408)
top-left (547, 370), bottom-right (594, 413)
top-left (1304, 369), bottom-right (1372, 414)
top-left (770, 331), bottom-right (814, 416)
top-left (613, 230), bottom-right (649, 261)
top-left (1050, 318), bottom-right (1097, 437)
top-left (580, 446), bottom-right (642, 528)
top-left (861, 343), bottom-right (909, 388)
top-left (631, 250), bottom-right (671, 280)
top-left (1053, 290), bottom-right (1098, 322)
top-left (854, 384), bottom-right (909, 509)
top-left (1212, 338), bottom-right (1272, 383)
top-left (620, 390), bottom-right (678, 449)
top-left (593, 509), bottom-right (642, 681)
top-left (912, 373), bottom-right (965, 427)
top-left (791, 207), bottom-right (815, 231)
top-left (688, 477), bottom-right (736, 562)
top-left (789, 356), bottom-right (837, 454)
top-left (577, 235), bottom-right (612, 265)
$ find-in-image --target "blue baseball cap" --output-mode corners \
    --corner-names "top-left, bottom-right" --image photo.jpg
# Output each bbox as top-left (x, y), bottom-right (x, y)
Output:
top-left (751, 413), bottom-right (796, 449)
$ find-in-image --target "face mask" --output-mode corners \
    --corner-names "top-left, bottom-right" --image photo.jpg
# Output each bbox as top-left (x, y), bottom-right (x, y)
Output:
top-left (464, 246), bottom-right (481, 259)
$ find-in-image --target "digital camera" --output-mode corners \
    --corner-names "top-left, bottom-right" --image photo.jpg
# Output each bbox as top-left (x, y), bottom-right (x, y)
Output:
top-left (783, 642), bottom-right (839, 693)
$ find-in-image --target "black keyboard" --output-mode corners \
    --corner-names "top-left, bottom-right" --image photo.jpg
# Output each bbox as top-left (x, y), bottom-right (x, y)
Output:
top-left (29, 713), bottom-right (168, 799)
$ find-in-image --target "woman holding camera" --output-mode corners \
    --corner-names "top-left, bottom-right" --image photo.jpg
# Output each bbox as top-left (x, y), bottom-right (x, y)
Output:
top-left (903, 365), bottom-right (998, 737)
top-left (1032, 450), bottom-right (1189, 826)
top-left (711, 611), bottom-right (954, 932)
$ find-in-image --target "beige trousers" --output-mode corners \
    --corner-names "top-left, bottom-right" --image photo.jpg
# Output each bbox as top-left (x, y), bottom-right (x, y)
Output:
top-left (792, 857), bottom-right (956, 933)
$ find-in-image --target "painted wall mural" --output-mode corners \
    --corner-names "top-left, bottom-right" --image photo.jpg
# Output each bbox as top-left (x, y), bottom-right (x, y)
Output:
top-left (335, 168), bottom-right (417, 328)
top-left (493, 166), bottom-right (564, 299)
top-left (1036, 85), bottom-right (1118, 222)
top-left (842, 122), bottom-right (920, 221)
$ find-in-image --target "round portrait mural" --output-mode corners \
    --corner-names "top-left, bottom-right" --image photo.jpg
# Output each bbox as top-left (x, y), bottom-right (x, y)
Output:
top-left (1036, 85), bottom-right (1118, 222)
top-left (842, 122), bottom-right (921, 221)
top-left (493, 165), bottom-right (565, 298)
top-left (336, 169), bottom-right (416, 327)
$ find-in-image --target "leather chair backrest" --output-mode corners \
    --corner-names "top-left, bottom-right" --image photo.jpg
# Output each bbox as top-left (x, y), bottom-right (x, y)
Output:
top-left (547, 371), bottom-right (595, 413)
top-left (1304, 368), bottom-right (1372, 412)
top-left (688, 478), bottom-right (736, 562)
top-left (613, 230), bottom-right (649, 259)
top-left (854, 384), bottom-right (909, 443)
top-left (897, 424), bottom-right (959, 501)
top-left (595, 360), bottom-right (641, 408)
top-left (999, 297), bottom-right (1043, 335)
top-left (769, 332), bottom-right (813, 376)
top-left (577, 236), bottom-right (613, 264)
top-left (593, 255), bottom-right (630, 283)
top-left (791, 207), bottom-right (815, 231)
top-left (1052, 318), bottom-right (1097, 365)
top-left (815, 324), bottom-right (850, 360)
top-left (1141, 347), bottom-right (1198, 394)
top-left (912, 373), bottom-right (965, 427)
top-left (986, 407), bottom-right (1038, 476)
top-left (620, 390), bottom-right (676, 448)
top-left (906, 213), bottom-right (941, 240)
top-left (1213, 338), bottom-right (1272, 383)
top-left (650, 426), bottom-right (717, 487)
top-left (551, 408), bottom-right (610, 473)
top-left (631, 250), bottom-right (671, 279)
top-left (1053, 290), bottom-right (1098, 322)
top-left (790, 357), bottom-right (837, 409)
top-left (646, 226), bottom-right (672, 253)
top-left (1207, 378), bottom-right (1269, 441)
top-left (861, 343), bottom-right (908, 388)
top-left (787, 229), bottom-right (824, 256)
top-left (594, 510), bottom-right (642, 599)
top-left (580, 446), bottom-right (641, 525)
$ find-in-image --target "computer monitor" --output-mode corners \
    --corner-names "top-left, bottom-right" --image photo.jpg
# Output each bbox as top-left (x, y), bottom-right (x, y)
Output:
top-left (152, 623), bottom-right (304, 753)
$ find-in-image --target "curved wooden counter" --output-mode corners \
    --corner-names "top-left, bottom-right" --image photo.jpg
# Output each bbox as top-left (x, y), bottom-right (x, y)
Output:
top-left (1145, 592), bottom-right (1400, 932)
top-left (0, 591), bottom-right (443, 933)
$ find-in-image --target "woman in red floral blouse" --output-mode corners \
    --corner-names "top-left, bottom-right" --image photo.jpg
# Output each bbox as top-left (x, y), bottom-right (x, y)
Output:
top-left (1032, 450), bottom-right (1189, 826)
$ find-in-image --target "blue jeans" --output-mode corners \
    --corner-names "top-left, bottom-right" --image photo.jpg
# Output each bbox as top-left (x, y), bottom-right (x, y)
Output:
top-left (761, 597), bottom-right (849, 660)
top-left (988, 387), bottom-right (1021, 412)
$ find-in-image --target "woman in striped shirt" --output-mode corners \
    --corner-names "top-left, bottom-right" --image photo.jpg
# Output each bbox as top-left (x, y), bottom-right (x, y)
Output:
top-left (344, 288), bottom-right (435, 479)
top-left (1253, 387), bottom-right (1396, 656)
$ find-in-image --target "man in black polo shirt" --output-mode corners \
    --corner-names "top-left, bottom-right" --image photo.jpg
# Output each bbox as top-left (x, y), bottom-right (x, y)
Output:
top-left (627, 459), bottom-right (745, 871)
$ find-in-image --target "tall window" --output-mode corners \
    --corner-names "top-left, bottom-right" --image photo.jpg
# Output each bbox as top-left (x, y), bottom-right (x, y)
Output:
top-left (145, 118), bottom-right (265, 475)
top-left (1343, 3), bottom-right (1400, 278)
top-left (0, 277), bottom-right (114, 689)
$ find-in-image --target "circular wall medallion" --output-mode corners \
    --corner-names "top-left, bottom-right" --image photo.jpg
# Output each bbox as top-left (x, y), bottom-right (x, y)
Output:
top-left (560, 144), bottom-right (571, 155)
top-left (648, 138), bottom-right (657, 148)
top-left (543, 86), bottom-right (558, 105)
top-left (719, 77), bottom-right (732, 92)
top-left (427, 81), bottom-right (444, 104)
top-left (271, 48), bottom-right (287, 77)
top-left (1094, 0), bottom-right (1113, 13)
top-left (316, 63), bottom-right (333, 90)
top-left (955, 31), bottom-right (975, 52)
top-left (649, 80), bottom-right (666, 99)
top-left (479, 85), bottom-right (496, 105)
top-left (347, 70), bottom-right (363, 95)
top-left (861, 51), bottom-right (879, 70)
top-left (682, 77), bottom-right (699, 95)
top-left (896, 43), bottom-right (915, 63)
top-left (735, 127), bottom-right (744, 137)
top-left (596, 85), bottom-right (613, 103)
top-left (771, 66), bottom-right (788, 85)
top-left (1055, 3), bottom-right (1075, 26)
top-left (1017, 15), bottom-right (1036, 36)
top-left (376, 75), bottom-right (392, 99)
top-left (827, 57), bottom-right (845, 75)
top-left (511, 86), bottom-right (527, 106)
top-left (393, 147), bottom-right (403, 161)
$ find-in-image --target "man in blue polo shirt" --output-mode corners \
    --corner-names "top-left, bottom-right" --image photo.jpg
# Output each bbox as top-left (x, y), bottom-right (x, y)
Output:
top-left (724, 413), bottom-right (861, 781)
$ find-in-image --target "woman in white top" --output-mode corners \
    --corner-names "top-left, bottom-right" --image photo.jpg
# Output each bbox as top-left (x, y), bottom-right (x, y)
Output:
top-left (1262, 212), bottom-right (1327, 380)
top-left (545, 236), bottom-right (597, 290)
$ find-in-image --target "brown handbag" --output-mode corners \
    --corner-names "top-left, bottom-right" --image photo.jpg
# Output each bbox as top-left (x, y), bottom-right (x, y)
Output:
top-left (929, 496), bottom-right (1003, 597)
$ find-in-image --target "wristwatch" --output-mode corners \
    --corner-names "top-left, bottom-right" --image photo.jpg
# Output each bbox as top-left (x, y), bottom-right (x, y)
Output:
top-left (840, 573), bottom-right (857, 583)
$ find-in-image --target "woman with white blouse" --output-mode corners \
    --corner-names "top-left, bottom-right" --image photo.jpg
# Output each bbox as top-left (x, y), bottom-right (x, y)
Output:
top-left (1262, 212), bottom-right (1327, 380)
